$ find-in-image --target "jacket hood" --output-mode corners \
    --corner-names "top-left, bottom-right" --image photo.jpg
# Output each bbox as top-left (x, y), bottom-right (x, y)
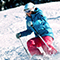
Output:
top-left (34, 8), bottom-right (42, 13)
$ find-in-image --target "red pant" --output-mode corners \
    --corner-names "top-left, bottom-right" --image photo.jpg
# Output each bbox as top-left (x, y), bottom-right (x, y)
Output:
top-left (27, 36), bottom-right (57, 56)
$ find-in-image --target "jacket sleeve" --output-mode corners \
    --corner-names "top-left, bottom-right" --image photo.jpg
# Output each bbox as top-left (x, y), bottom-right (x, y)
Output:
top-left (20, 29), bottom-right (32, 37)
top-left (39, 11), bottom-right (48, 21)
top-left (20, 21), bottom-right (33, 37)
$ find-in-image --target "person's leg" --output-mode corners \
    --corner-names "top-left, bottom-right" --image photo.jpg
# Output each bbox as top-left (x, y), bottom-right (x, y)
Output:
top-left (27, 37), bottom-right (43, 56)
top-left (41, 36), bottom-right (57, 55)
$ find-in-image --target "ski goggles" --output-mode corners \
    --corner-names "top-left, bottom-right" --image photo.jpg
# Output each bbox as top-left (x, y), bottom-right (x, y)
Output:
top-left (24, 9), bottom-right (31, 13)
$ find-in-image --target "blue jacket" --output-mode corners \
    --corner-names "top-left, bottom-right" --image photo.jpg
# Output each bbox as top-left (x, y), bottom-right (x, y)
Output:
top-left (21, 8), bottom-right (54, 39)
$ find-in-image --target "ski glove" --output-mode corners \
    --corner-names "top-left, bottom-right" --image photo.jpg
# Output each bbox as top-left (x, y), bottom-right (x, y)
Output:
top-left (16, 32), bottom-right (21, 39)
top-left (28, 21), bottom-right (33, 27)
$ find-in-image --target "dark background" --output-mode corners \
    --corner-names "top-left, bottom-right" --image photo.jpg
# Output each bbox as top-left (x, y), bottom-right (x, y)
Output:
top-left (0, 0), bottom-right (60, 11)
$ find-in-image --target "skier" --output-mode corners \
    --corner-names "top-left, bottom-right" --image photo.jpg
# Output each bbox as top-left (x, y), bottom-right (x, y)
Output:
top-left (16, 2), bottom-right (57, 56)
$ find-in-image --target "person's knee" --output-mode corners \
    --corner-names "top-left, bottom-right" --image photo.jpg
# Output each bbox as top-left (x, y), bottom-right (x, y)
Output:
top-left (27, 40), bottom-right (35, 47)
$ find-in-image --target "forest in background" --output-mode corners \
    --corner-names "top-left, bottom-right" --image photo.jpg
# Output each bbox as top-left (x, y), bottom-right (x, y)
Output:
top-left (0, 0), bottom-right (60, 11)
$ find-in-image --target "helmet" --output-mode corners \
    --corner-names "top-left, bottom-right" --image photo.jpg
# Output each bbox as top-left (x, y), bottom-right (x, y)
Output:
top-left (24, 2), bottom-right (35, 11)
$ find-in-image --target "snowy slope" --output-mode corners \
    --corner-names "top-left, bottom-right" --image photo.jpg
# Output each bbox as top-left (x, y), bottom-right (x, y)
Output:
top-left (0, 1), bottom-right (60, 60)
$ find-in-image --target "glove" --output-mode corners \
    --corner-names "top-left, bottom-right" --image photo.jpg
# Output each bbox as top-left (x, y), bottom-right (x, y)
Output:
top-left (16, 32), bottom-right (21, 39)
top-left (28, 21), bottom-right (33, 27)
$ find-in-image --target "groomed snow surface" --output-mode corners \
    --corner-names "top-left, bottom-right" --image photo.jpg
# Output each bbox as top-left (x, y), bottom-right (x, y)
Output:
top-left (0, 1), bottom-right (60, 60)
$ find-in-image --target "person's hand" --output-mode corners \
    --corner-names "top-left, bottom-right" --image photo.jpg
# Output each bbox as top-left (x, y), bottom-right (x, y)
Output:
top-left (16, 32), bottom-right (21, 39)
top-left (28, 21), bottom-right (33, 27)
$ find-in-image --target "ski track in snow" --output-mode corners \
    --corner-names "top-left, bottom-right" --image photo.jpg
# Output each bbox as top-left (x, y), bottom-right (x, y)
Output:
top-left (0, 1), bottom-right (60, 60)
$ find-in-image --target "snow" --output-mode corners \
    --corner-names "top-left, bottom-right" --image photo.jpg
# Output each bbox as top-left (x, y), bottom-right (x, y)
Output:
top-left (0, 1), bottom-right (60, 60)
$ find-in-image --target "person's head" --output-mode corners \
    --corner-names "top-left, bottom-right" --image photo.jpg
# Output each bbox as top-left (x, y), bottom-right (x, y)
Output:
top-left (24, 2), bottom-right (35, 16)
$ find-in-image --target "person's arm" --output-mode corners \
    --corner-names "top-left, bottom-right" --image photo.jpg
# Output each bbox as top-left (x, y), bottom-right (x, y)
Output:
top-left (38, 10), bottom-right (48, 21)
top-left (20, 29), bottom-right (32, 37)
